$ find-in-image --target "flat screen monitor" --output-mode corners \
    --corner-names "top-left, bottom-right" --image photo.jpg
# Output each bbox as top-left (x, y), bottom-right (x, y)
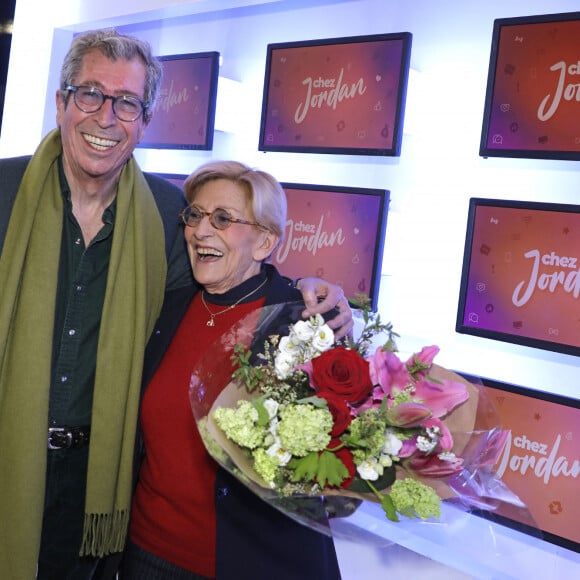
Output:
top-left (139, 52), bottom-right (219, 150)
top-left (271, 183), bottom-right (389, 309)
top-left (258, 33), bottom-right (411, 156)
top-left (471, 376), bottom-right (579, 553)
top-left (456, 197), bottom-right (580, 356)
top-left (479, 11), bottom-right (580, 160)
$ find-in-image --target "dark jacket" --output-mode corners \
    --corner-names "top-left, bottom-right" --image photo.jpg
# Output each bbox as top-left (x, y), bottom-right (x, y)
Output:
top-left (0, 155), bottom-right (193, 291)
top-left (137, 264), bottom-right (342, 580)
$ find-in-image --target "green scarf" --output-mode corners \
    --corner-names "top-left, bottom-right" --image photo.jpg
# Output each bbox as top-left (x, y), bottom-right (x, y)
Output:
top-left (0, 129), bottom-right (167, 578)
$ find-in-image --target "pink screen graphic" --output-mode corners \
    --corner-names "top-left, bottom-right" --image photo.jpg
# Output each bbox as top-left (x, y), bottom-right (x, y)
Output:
top-left (461, 203), bottom-right (580, 351)
top-left (142, 55), bottom-right (217, 148)
top-left (270, 185), bottom-right (387, 306)
top-left (476, 383), bottom-right (579, 548)
top-left (486, 18), bottom-right (580, 152)
top-left (261, 38), bottom-right (406, 152)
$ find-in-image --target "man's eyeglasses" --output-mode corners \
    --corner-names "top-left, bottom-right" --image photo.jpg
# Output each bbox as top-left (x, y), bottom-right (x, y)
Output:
top-left (64, 85), bottom-right (147, 122)
top-left (180, 205), bottom-right (267, 231)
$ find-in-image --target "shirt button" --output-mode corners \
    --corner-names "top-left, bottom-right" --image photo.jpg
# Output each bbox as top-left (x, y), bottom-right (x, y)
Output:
top-left (216, 487), bottom-right (228, 498)
top-left (75, 238), bottom-right (82, 245)
top-left (68, 329), bottom-right (76, 336)
top-left (76, 285), bottom-right (82, 291)
top-left (61, 376), bottom-right (68, 383)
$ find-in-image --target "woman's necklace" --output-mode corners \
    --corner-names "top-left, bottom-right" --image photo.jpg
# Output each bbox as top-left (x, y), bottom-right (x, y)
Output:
top-left (201, 278), bottom-right (268, 327)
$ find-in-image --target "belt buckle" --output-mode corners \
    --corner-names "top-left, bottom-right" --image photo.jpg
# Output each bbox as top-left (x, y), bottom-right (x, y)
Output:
top-left (48, 427), bottom-right (73, 450)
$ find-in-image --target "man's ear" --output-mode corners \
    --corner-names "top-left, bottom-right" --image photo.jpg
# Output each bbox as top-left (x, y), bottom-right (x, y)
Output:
top-left (56, 89), bottom-right (65, 126)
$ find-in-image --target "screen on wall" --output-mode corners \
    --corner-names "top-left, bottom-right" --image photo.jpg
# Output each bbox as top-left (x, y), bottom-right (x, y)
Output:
top-left (472, 376), bottom-right (580, 553)
top-left (258, 33), bottom-right (411, 156)
top-left (138, 52), bottom-right (219, 150)
top-left (271, 183), bottom-right (389, 309)
top-left (479, 11), bottom-right (580, 161)
top-left (456, 198), bottom-right (580, 356)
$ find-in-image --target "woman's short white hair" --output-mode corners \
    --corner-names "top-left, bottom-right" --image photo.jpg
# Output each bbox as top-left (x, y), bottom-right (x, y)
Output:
top-left (183, 160), bottom-right (287, 242)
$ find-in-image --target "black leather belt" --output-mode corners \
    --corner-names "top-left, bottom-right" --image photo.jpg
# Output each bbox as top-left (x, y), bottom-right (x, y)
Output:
top-left (48, 426), bottom-right (91, 450)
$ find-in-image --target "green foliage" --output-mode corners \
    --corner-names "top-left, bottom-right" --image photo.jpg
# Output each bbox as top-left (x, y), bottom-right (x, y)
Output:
top-left (231, 343), bottom-right (265, 392)
top-left (251, 398), bottom-right (271, 427)
top-left (363, 479), bottom-right (400, 522)
top-left (289, 450), bottom-right (350, 488)
top-left (380, 493), bottom-right (399, 522)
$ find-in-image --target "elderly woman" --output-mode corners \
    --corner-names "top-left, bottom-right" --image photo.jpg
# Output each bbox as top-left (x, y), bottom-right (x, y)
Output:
top-left (124, 161), bottom-right (342, 580)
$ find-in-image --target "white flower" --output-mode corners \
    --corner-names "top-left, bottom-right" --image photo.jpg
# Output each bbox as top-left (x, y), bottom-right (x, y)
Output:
top-left (263, 398), bottom-right (279, 420)
top-left (379, 454), bottom-right (393, 468)
top-left (292, 319), bottom-right (317, 342)
top-left (274, 349), bottom-right (297, 379)
top-left (382, 429), bottom-right (403, 457)
top-left (356, 458), bottom-right (383, 481)
top-left (266, 439), bottom-right (292, 466)
top-left (438, 451), bottom-right (457, 462)
top-left (278, 335), bottom-right (300, 355)
top-left (268, 416), bottom-right (280, 435)
top-left (416, 435), bottom-right (438, 453)
top-left (426, 426), bottom-right (441, 438)
top-left (311, 324), bottom-right (334, 353)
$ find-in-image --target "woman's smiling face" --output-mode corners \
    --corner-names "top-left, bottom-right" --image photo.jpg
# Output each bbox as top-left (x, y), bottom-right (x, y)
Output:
top-left (184, 178), bottom-right (277, 294)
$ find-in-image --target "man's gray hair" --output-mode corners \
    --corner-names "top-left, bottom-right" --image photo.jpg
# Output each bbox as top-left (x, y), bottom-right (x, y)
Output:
top-left (59, 28), bottom-right (162, 122)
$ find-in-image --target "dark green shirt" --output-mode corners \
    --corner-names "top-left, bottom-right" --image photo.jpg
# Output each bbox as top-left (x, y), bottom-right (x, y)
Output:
top-left (49, 164), bottom-right (115, 427)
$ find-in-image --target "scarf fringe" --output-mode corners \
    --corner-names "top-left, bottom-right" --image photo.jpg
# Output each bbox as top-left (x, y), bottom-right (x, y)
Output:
top-left (80, 510), bottom-right (129, 557)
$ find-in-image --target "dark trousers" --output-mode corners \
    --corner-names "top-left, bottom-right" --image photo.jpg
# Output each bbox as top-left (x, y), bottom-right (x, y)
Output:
top-left (121, 541), bottom-right (213, 580)
top-left (37, 447), bottom-right (103, 580)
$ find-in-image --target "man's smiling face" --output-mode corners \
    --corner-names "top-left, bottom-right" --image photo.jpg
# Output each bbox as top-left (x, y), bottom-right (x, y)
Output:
top-left (56, 49), bottom-right (149, 186)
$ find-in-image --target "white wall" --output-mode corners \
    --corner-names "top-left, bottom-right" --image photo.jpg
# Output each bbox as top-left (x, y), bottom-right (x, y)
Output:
top-left (2, 1), bottom-right (579, 577)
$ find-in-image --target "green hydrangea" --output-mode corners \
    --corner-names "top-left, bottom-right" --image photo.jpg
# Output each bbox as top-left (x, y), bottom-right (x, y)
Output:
top-left (390, 478), bottom-right (441, 520)
top-left (253, 447), bottom-right (279, 484)
top-left (344, 409), bottom-right (388, 462)
top-left (277, 404), bottom-right (332, 457)
top-left (197, 417), bottom-right (229, 463)
top-left (213, 401), bottom-right (264, 449)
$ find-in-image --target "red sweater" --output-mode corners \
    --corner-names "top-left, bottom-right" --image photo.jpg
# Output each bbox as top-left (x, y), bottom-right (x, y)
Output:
top-left (129, 293), bottom-right (264, 577)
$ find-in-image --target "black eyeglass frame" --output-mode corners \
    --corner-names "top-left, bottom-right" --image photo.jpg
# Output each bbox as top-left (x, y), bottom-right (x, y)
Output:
top-left (179, 205), bottom-right (268, 231)
top-left (64, 85), bottom-right (148, 122)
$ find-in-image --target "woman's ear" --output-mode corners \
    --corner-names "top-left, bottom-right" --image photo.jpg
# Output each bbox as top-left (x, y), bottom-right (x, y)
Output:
top-left (253, 231), bottom-right (280, 262)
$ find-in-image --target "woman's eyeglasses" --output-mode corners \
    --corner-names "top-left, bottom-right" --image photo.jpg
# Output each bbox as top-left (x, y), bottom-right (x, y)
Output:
top-left (180, 206), bottom-right (267, 231)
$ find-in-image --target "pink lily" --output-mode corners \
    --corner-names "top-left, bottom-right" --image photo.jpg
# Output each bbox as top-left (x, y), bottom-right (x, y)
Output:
top-left (404, 451), bottom-right (464, 478)
top-left (349, 385), bottom-right (388, 416)
top-left (403, 418), bottom-right (464, 477)
top-left (406, 345), bottom-right (440, 377)
top-left (411, 376), bottom-right (469, 418)
top-left (368, 348), bottom-right (409, 398)
top-left (368, 347), bottom-right (469, 418)
top-left (385, 402), bottom-right (432, 428)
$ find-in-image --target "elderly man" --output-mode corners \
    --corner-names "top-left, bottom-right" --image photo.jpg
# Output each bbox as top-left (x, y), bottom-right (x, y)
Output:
top-left (0, 29), bottom-right (352, 580)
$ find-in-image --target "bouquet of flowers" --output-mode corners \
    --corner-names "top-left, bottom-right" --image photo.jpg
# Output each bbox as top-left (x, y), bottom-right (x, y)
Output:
top-left (190, 299), bottom-right (514, 529)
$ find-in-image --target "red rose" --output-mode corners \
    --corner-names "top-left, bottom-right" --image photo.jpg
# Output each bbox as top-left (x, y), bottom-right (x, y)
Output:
top-left (317, 392), bottom-right (352, 436)
top-left (311, 347), bottom-right (373, 403)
